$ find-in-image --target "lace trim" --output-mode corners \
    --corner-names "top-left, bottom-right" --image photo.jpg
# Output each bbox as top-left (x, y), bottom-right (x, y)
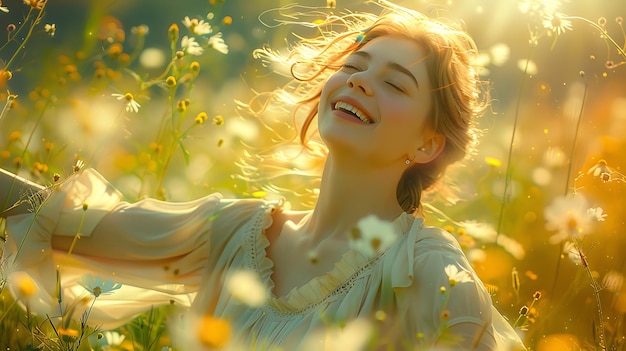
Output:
top-left (242, 203), bottom-right (384, 316)
top-left (243, 202), bottom-right (276, 281)
top-left (266, 254), bottom-right (384, 317)
top-left (244, 205), bottom-right (420, 317)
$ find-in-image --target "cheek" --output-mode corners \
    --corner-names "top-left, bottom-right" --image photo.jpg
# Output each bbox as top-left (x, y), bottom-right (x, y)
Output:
top-left (321, 72), bottom-right (346, 97)
top-left (384, 92), bottom-right (433, 126)
top-left (380, 101), bottom-right (431, 141)
top-left (383, 101), bottom-right (424, 125)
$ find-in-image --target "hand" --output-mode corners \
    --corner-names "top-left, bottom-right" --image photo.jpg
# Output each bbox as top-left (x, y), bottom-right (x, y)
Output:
top-left (1, 168), bottom-right (45, 217)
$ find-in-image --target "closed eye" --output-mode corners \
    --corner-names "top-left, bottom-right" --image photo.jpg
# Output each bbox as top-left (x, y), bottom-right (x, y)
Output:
top-left (386, 81), bottom-right (405, 93)
top-left (341, 63), bottom-right (362, 72)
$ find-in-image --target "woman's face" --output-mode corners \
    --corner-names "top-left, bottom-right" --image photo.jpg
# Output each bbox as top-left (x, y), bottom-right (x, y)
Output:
top-left (318, 36), bottom-right (436, 167)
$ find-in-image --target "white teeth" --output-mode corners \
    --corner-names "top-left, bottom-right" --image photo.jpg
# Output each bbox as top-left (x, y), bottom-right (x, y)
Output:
top-left (334, 101), bottom-right (371, 124)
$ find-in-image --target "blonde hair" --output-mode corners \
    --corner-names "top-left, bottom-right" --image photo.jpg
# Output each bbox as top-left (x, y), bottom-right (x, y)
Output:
top-left (241, 1), bottom-right (488, 211)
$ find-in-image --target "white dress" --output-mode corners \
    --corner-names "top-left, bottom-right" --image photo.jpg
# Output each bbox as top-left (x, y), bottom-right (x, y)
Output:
top-left (5, 169), bottom-right (525, 350)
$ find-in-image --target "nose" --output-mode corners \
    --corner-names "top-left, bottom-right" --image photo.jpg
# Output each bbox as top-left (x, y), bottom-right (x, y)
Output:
top-left (346, 72), bottom-right (373, 96)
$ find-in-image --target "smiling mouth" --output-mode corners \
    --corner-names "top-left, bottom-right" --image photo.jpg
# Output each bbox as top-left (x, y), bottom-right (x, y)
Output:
top-left (333, 101), bottom-right (373, 124)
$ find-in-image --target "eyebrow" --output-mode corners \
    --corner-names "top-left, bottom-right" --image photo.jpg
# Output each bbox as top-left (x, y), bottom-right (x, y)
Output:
top-left (351, 51), bottom-right (420, 89)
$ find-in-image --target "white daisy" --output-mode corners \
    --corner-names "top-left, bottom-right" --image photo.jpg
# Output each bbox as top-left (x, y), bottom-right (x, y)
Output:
top-left (226, 270), bottom-right (268, 307)
top-left (182, 16), bottom-right (212, 35)
top-left (544, 195), bottom-right (593, 244)
top-left (587, 207), bottom-right (608, 222)
top-left (542, 12), bottom-right (573, 35)
top-left (349, 215), bottom-right (398, 259)
top-left (460, 220), bottom-right (497, 241)
top-left (444, 264), bottom-right (473, 286)
top-left (103, 331), bottom-right (126, 346)
top-left (181, 35), bottom-right (204, 56)
top-left (208, 32), bottom-right (228, 54)
top-left (111, 92), bottom-right (141, 113)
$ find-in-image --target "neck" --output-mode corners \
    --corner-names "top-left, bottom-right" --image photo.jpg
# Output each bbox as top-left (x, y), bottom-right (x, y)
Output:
top-left (305, 154), bottom-right (406, 244)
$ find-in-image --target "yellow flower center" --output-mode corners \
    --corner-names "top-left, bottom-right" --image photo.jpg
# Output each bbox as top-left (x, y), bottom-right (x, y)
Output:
top-left (198, 316), bottom-right (231, 348)
top-left (566, 217), bottom-right (578, 232)
top-left (370, 237), bottom-right (382, 250)
top-left (58, 328), bottom-right (79, 337)
top-left (18, 277), bottom-right (38, 298)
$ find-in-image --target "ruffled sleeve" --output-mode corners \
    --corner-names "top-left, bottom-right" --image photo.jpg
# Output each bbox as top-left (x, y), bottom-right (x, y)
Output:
top-left (4, 168), bottom-right (231, 328)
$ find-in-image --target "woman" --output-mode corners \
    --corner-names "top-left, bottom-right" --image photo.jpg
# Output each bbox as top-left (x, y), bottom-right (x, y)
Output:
top-left (1, 2), bottom-right (525, 350)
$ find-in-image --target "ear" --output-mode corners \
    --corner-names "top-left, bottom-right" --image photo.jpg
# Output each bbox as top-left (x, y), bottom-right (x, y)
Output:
top-left (413, 134), bottom-right (446, 164)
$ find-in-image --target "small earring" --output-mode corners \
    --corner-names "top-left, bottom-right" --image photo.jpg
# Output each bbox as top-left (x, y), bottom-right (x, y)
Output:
top-left (418, 147), bottom-right (427, 152)
top-left (405, 159), bottom-right (411, 165)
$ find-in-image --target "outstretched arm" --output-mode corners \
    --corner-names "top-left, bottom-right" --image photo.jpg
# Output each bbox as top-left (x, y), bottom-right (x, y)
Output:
top-left (0, 167), bottom-right (45, 217)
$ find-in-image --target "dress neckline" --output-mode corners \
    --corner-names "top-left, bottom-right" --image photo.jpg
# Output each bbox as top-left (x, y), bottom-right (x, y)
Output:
top-left (252, 207), bottom-right (418, 313)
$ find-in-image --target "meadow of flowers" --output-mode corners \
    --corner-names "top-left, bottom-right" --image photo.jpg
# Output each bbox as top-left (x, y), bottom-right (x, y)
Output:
top-left (1, 0), bottom-right (626, 350)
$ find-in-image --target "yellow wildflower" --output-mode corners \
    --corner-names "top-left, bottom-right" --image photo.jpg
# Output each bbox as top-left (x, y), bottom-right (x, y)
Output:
top-left (485, 156), bottom-right (501, 167)
top-left (131, 25), bottom-right (149, 36)
top-left (108, 43), bottom-right (123, 59)
top-left (195, 112), bottom-right (208, 125)
top-left (177, 100), bottom-right (187, 112)
top-left (58, 328), bottom-right (79, 339)
top-left (1, 70), bottom-right (12, 81)
top-left (190, 61), bottom-right (201, 75)
top-left (8, 130), bottom-right (21, 142)
top-left (119, 53), bottom-right (130, 64)
top-left (33, 162), bottom-right (48, 173)
top-left (168, 23), bottom-right (179, 44)
top-left (23, 0), bottom-right (45, 10)
top-left (11, 271), bottom-right (39, 298)
top-left (212, 115), bottom-right (224, 126)
top-left (149, 142), bottom-right (163, 154)
top-left (44, 23), bottom-right (55, 37)
top-left (198, 316), bottom-right (231, 348)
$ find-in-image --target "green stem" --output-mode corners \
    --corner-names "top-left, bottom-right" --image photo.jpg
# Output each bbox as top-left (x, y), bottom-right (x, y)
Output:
top-left (144, 60), bottom-right (176, 86)
top-left (15, 96), bottom-right (51, 173)
top-left (573, 238), bottom-right (607, 350)
top-left (556, 79), bottom-right (606, 349)
top-left (60, 209), bottom-right (87, 271)
top-left (563, 82), bottom-right (588, 195)
top-left (565, 16), bottom-right (626, 60)
top-left (1, 97), bottom-right (51, 215)
top-left (128, 33), bottom-right (146, 64)
top-left (495, 45), bottom-right (534, 242)
top-left (0, 9), bottom-right (34, 53)
top-left (0, 93), bottom-right (17, 122)
top-left (4, 5), bottom-right (47, 72)
top-left (155, 137), bottom-right (178, 198)
top-left (77, 298), bottom-right (97, 347)
top-left (0, 299), bottom-right (17, 324)
top-left (11, 201), bottom-right (42, 264)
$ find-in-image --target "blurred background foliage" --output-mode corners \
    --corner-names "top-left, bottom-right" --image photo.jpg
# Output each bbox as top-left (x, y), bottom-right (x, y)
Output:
top-left (1, 0), bottom-right (626, 350)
